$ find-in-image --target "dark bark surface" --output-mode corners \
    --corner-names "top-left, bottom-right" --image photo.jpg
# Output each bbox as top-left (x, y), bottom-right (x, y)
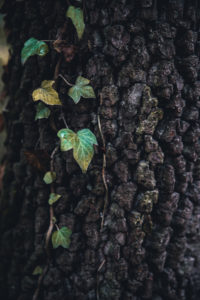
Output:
top-left (1, 0), bottom-right (200, 299)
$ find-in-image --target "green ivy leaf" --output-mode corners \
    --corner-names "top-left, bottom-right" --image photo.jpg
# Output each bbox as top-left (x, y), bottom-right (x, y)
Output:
top-left (66, 6), bottom-right (85, 40)
top-left (48, 193), bottom-right (61, 205)
top-left (43, 171), bottom-right (56, 184)
top-left (32, 80), bottom-right (62, 106)
top-left (32, 266), bottom-right (43, 276)
top-left (21, 38), bottom-right (49, 64)
top-left (35, 102), bottom-right (51, 120)
top-left (68, 76), bottom-right (96, 104)
top-left (57, 128), bottom-right (98, 173)
top-left (52, 226), bottom-right (72, 249)
top-left (57, 128), bottom-right (76, 151)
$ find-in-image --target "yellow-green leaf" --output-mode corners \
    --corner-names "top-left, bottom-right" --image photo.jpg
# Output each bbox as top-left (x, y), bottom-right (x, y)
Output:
top-left (48, 193), bottom-right (61, 205)
top-left (52, 226), bottom-right (72, 249)
top-left (66, 6), bottom-right (85, 40)
top-left (32, 266), bottom-right (43, 276)
top-left (68, 76), bottom-right (95, 104)
top-left (35, 102), bottom-right (51, 120)
top-left (32, 80), bottom-right (62, 106)
top-left (43, 171), bottom-right (56, 184)
top-left (57, 128), bottom-right (98, 173)
top-left (57, 128), bottom-right (77, 151)
top-left (21, 38), bottom-right (48, 64)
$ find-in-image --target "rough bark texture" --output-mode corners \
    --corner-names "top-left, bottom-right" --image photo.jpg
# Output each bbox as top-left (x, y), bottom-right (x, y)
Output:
top-left (1, 0), bottom-right (200, 299)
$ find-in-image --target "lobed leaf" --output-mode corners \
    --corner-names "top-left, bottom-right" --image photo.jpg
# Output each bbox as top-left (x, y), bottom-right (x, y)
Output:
top-left (57, 128), bottom-right (97, 173)
top-left (48, 193), bottom-right (61, 205)
top-left (57, 128), bottom-right (77, 151)
top-left (52, 226), bottom-right (72, 249)
top-left (32, 80), bottom-right (62, 106)
top-left (75, 76), bottom-right (90, 86)
top-left (66, 6), bottom-right (85, 40)
top-left (35, 102), bottom-right (51, 120)
top-left (43, 171), bottom-right (56, 184)
top-left (21, 38), bottom-right (48, 64)
top-left (68, 76), bottom-right (95, 104)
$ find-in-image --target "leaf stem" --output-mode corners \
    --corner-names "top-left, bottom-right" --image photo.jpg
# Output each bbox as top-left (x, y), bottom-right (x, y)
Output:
top-left (32, 145), bottom-right (59, 300)
top-left (97, 93), bottom-right (108, 230)
top-left (55, 224), bottom-right (60, 231)
top-left (50, 147), bottom-right (59, 173)
top-left (45, 206), bottom-right (54, 259)
top-left (41, 40), bottom-right (67, 42)
top-left (45, 145), bottom-right (59, 258)
top-left (61, 111), bottom-right (69, 129)
top-left (58, 74), bottom-right (73, 87)
top-left (32, 265), bottom-right (48, 300)
top-left (42, 40), bottom-right (55, 42)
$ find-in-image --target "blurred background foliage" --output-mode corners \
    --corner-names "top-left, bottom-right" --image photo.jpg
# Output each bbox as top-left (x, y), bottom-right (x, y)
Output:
top-left (0, 12), bottom-right (9, 163)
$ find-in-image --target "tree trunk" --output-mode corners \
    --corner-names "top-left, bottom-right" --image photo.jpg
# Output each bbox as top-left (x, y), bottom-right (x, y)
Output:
top-left (1, 0), bottom-right (200, 299)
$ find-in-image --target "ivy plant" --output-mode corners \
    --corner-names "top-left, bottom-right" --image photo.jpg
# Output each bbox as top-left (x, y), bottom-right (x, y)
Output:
top-left (68, 76), bottom-right (96, 104)
top-left (52, 226), bottom-right (72, 249)
top-left (35, 102), bottom-right (51, 120)
top-left (57, 128), bottom-right (98, 173)
top-left (21, 1), bottom-right (98, 259)
top-left (21, 38), bottom-right (48, 64)
top-left (32, 80), bottom-right (62, 106)
top-left (66, 6), bottom-right (85, 39)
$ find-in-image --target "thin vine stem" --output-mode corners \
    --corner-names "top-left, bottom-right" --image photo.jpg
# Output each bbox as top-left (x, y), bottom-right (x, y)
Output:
top-left (42, 39), bottom-right (66, 42)
top-left (45, 146), bottom-right (59, 258)
top-left (58, 74), bottom-right (73, 86)
top-left (61, 111), bottom-right (69, 129)
top-left (97, 93), bottom-right (108, 230)
top-left (32, 265), bottom-right (48, 300)
top-left (55, 224), bottom-right (60, 231)
top-left (33, 146), bottom-right (59, 300)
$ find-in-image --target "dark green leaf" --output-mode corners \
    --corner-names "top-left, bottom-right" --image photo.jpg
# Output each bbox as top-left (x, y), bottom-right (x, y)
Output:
top-left (21, 38), bottom-right (48, 64)
top-left (35, 102), bottom-right (51, 120)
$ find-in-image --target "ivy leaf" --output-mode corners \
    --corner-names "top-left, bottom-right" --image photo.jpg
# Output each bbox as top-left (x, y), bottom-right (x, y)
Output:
top-left (32, 266), bottom-right (43, 276)
top-left (48, 193), bottom-right (61, 205)
top-left (66, 6), bottom-right (85, 40)
top-left (52, 226), bottom-right (72, 249)
top-left (32, 80), bottom-right (62, 106)
top-left (57, 128), bottom-right (77, 151)
top-left (21, 38), bottom-right (48, 64)
top-left (35, 102), bottom-right (51, 120)
top-left (43, 171), bottom-right (56, 184)
top-left (57, 128), bottom-right (98, 173)
top-left (68, 76), bottom-right (95, 104)
top-left (74, 129), bottom-right (98, 173)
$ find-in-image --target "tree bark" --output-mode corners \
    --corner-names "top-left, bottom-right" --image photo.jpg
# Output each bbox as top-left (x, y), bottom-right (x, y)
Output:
top-left (1, 0), bottom-right (200, 299)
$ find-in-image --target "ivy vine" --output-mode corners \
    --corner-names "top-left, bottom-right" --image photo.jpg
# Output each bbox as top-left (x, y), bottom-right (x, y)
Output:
top-left (21, 4), bottom-right (97, 255)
